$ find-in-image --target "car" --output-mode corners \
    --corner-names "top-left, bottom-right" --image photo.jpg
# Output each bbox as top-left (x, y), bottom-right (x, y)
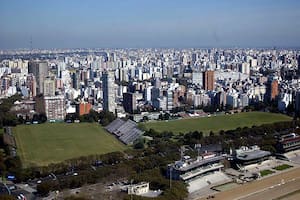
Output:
top-left (9, 185), bottom-right (16, 190)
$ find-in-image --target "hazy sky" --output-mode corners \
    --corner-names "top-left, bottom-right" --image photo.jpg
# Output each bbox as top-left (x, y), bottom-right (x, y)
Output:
top-left (0, 0), bottom-right (300, 49)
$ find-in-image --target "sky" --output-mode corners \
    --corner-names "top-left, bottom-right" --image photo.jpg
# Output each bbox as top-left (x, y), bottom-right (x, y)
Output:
top-left (0, 0), bottom-right (300, 49)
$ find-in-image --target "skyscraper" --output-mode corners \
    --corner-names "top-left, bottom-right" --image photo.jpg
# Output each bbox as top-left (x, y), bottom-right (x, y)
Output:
top-left (72, 71), bottom-right (80, 90)
top-left (26, 74), bottom-right (37, 97)
top-left (28, 61), bottom-right (48, 94)
top-left (102, 71), bottom-right (116, 113)
top-left (297, 55), bottom-right (300, 75)
top-left (43, 77), bottom-right (55, 96)
top-left (295, 91), bottom-right (300, 117)
top-left (123, 92), bottom-right (137, 114)
top-left (203, 70), bottom-right (215, 91)
top-left (271, 80), bottom-right (279, 100)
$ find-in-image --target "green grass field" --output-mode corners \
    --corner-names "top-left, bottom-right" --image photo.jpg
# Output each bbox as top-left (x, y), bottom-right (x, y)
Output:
top-left (273, 164), bottom-right (293, 171)
top-left (143, 112), bottom-right (292, 134)
top-left (260, 169), bottom-right (275, 177)
top-left (14, 123), bottom-right (126, 167)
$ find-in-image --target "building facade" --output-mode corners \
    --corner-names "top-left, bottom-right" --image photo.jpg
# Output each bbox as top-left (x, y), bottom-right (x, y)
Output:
top-left (102, 71), bottom-right (116, 113)
top-left (44, 95), bottom-right (66, 121)
top-left (28, 61), bottom-right (48, 94)
top-left (203, 70), bottom-right (215, 91)
top-left (43, 77), bottom-right (56, 96)
top-left (123, 92), bottom-right (137, 114)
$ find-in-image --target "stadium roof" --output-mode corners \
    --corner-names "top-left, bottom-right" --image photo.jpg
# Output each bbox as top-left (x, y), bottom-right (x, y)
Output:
top-left (173, 155), bottom-right (224, 172)
top-left (235, 149), bottom-right (271, 161)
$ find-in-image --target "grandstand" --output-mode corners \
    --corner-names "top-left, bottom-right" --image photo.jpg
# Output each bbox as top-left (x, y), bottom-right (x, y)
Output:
top-left (231, 145), bottom-right (271, 168)
top-left (105, 118), bottom-right (144, 145)
top-left (276, 133), bottom-right (300, 153)
top-left (167, 152), bottom-right (225, 181)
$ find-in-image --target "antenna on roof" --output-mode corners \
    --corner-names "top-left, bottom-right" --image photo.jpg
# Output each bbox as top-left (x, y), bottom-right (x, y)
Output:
top-left (29, 35), bottom-right (33, 60)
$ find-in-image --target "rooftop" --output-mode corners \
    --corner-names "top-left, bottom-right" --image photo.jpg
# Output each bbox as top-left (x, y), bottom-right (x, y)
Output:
top-left (172, 154), bottom-right (225, 172)
top-left (235, 146), bottom-right (271, 161)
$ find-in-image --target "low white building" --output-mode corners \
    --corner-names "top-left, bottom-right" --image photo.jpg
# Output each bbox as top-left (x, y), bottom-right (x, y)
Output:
top-left (127, 182), bottom-right (149, 195)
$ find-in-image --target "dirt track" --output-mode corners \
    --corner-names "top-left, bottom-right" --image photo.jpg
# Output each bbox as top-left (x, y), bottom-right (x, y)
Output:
top-left (198, 167), bottom-right (300, 200)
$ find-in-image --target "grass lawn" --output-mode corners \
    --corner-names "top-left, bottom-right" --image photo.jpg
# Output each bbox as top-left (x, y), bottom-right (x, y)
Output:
top-left (143, 112), bottom-right (292, 134)
top-left (260, 169), bottom-right (275, 177)
top-left (273, 164), bottom-right (293, 171)
top-left (14, 123), bottom-right (126, 167)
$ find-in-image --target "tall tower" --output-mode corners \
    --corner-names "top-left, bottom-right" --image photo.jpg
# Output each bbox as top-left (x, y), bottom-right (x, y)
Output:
top-left (297, 55), bottom-right (300, 75)
top-left (123, 92), bottom-right (136, 114)
top-left (203, 70), bottom-right (215, 91)
top-left (102, 71), bottom-right (116, 113)
top-left (28, 61), bottom-right (48, 94)
top-left (72, 71), bottom-right (80, 90)
top-left (43, 77), bottom-right (56, 96)
top-left (295, 91), bottom-right (300, 117)
top-left (271, 80), bottom-right (279, 100)
top-left (26, 74), bottom-right (37, 97)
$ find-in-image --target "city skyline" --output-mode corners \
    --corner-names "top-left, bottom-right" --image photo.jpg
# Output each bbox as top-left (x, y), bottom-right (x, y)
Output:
top-left (1, 0), bottom-right (300, 49)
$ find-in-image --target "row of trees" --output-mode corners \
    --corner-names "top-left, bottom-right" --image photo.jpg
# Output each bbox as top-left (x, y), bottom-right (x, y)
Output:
top-left (65, 110), bottom-right (116, 126)
top-left (35, 140), bottom-right (187, 199)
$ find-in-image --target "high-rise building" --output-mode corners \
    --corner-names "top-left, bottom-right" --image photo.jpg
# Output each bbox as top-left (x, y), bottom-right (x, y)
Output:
top-left (72, 71), bottom-right (80, 90)
top-left (154, 77), bottom-right (161, 88)
top-left (203, 70), bottom-right (215, 91)
top-left (166, 90), bottom-right (173, 111)
top-left (298, 55), bottom-right (300, 75)
top-left (271, 80), bottom-right (279, 100)
top-left (239, 63), bottom-right (250, 75)
top-left (295, 91), bottom-right (300, 117)
top-left (144, 86), bottom-right (153, 102)
top-left (102, 71), bottom-right (116, 113)
top-left (192, 72), bottom-right (203, 86)
top-left (239, 94), bottom-right (249, 108)
top-left (43, 77), bottom-right (55, 96)
top-left (123, 92), bottom-right (137, 114)
top-left (192, 53), bottom-right (198, 64)
top-left (44, 95), bottom-right (65, 121)
top-left (151, 87), bottom-right (160, 102)
top-left (26, 74), bottom-right (37, 97)
top-left (28, 61), bottom-right (48, 94)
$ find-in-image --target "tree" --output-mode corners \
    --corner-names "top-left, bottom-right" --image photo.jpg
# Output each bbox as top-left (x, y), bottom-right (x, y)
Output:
top-left (99, 111), bottom-right (116, 126)
top-left (17, 115), bottom-right (24, 124)
top-left (38, 113), bottom-right (47, 123)
top-left (134, 138), bottom-right (145, 149)
top-left (37, 182), bottom-right (52, 196)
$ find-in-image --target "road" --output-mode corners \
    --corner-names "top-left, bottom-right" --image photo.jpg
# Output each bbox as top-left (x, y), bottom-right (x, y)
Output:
top-left (198, 167), bottom-right (300, 200)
